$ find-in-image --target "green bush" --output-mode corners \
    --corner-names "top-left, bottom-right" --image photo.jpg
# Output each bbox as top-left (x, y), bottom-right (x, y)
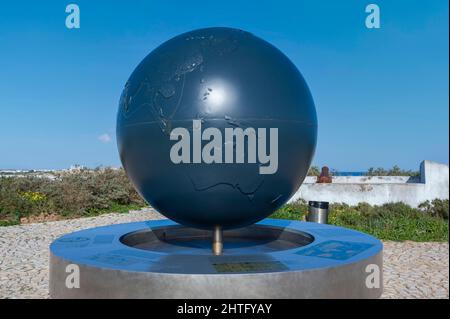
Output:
top-left (0, 168), bottom-right (146, 224)
top-left (271, 201), bottom-right (308, 220)
top-left (366, 165), bottom-right (420, 177)
top-left (271, 199), bottom-right (449, 242)
top-left (418, 199), bottom-right (449, 219)
top-left (307, 166), bottom-right (321, 176)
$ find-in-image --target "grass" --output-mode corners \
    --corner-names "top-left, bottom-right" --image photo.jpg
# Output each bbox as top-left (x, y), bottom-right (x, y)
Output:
top-left (270, 200), bottom-right (449, 242)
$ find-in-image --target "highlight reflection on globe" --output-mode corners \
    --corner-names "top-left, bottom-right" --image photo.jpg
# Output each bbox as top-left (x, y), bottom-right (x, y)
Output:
top-left (116, 27), bottom-right (317, 230)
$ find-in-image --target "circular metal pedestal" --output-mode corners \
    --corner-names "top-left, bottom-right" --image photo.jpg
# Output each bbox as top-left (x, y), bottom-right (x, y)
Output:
top-left (50, 219), bottom-right (383, 298)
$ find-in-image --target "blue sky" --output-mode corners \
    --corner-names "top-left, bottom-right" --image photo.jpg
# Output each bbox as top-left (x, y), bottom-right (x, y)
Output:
top-left (0, 0), bottom-right (448, 170)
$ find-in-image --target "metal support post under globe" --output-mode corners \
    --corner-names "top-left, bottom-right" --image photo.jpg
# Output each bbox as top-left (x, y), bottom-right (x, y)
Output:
top-left (212, 226), bottom-right (223, 255)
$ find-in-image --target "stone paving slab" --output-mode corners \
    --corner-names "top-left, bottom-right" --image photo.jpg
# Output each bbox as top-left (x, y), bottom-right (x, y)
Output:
top-left (0, 209), bottom-right (448, 299)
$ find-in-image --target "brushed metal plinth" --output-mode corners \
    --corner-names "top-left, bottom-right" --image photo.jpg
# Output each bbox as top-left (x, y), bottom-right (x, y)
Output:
top-left (49, 219), bottom-right (383, 299)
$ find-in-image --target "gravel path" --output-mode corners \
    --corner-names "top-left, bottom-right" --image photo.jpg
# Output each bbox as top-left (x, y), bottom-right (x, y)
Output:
top-left (0, 209), bottom-right (448, 299)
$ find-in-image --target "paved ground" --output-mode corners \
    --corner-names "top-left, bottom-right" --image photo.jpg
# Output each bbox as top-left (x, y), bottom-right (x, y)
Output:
top-left (0, 209), bottom-right (448, 299)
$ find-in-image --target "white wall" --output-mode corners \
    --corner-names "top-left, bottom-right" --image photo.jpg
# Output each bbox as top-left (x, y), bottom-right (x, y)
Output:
top-left (289, 160), bottom-right (449, 207)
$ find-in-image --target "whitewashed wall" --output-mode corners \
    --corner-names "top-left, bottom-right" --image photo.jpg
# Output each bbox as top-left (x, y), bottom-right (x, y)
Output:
top-left (289, 161), bottom-right (449, 207)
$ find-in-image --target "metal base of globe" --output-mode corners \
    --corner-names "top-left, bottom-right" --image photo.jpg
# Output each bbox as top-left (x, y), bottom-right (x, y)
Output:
top-left (49, 219), bottom-right (383, 299)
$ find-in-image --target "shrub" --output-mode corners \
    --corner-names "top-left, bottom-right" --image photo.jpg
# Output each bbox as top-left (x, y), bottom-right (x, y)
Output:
top-left (418, 199), bottom-right (449, 219)
top-left (366, 165), bottom-right (420, 177)
top-left (271, 199), bottom-right (449, 242)
top-left (0, 168), bottom-right (146, 224)
top-left (272, 200), bottom-right (308, 220)
top-left (307, 166), bottom-right (320, 176)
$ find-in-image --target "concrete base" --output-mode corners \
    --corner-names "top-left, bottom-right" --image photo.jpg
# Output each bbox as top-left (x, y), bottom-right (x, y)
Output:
top-left (49, 219), bottom-right (383, 298)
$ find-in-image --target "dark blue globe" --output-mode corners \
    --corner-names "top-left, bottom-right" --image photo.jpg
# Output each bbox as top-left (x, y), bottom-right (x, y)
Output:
top-left (117, 27), bottom-right (317, 230)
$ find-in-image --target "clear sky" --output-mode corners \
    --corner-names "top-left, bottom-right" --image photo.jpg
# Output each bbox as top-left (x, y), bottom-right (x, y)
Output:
top-left (0, 0), bottom-right (448, 171)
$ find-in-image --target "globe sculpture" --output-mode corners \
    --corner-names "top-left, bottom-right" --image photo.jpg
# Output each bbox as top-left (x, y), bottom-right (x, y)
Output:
top-left (116, 27), bottom-right (317, 230)
top-left (50, 28), bottom-right (383, 299)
